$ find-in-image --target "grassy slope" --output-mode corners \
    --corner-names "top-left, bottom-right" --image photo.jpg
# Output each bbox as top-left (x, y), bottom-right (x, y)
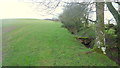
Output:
top-left (2, 19), bottom-right (117, 66)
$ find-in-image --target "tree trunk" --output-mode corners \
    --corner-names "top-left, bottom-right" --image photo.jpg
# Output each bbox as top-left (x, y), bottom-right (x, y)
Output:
top-left (106, 2), bottom-right (120, 63)
top-left (94, 2), bottom-right (106, 54)
top-left (106, 2), bottom-right (120, 48)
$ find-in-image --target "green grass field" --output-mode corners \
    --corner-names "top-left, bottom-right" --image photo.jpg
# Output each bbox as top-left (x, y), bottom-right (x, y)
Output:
top-left (2, 19), bottom-right (117, 66)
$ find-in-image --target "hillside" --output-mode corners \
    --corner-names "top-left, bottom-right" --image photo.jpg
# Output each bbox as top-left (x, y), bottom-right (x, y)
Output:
top-left (2, 19), bottom-right (117, 66)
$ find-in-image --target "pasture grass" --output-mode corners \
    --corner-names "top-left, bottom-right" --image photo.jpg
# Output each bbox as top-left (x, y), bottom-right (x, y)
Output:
top-left (2, 19), bottom-right (117, 66)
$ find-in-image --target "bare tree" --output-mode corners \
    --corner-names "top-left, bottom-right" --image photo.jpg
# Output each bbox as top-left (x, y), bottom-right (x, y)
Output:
top-left (59, 2), bottom-right (89, 34)
top-left (106, 2), bottom-right (120, 49)
top-left (94, 2), bottom-right (106, 54)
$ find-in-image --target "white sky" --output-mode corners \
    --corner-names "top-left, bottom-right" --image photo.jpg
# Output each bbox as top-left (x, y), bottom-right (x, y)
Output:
top-left (0, 0), bottom-right (63, 19)
top-left (0, 0), bottom-right (118, 24)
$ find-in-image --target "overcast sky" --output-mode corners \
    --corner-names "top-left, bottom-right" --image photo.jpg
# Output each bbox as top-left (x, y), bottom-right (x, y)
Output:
top-left (0, 0), bottom-right (118, 24)
top-left (0, 0), bottom-right (63, 19)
